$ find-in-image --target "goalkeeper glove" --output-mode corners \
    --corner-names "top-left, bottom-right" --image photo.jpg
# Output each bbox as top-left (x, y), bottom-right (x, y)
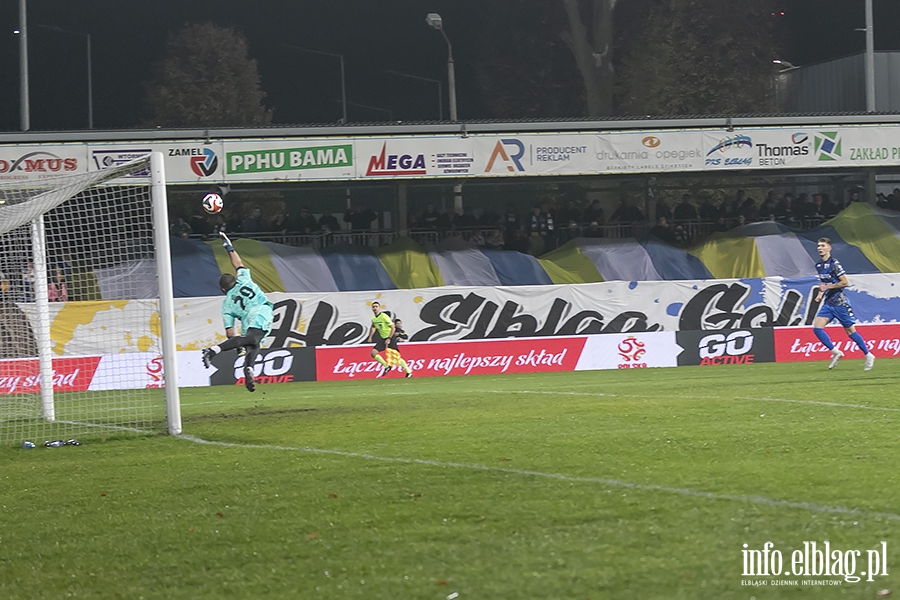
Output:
top-left (219, 231), bottom-right (234, 253)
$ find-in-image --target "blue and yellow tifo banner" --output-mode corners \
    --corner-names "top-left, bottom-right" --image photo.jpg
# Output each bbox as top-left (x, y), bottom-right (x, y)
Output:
top-left (149, 203), bottom-right (900, 298)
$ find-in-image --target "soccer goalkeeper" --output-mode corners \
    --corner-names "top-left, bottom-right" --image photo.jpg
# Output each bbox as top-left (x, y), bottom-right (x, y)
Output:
top-left (201, 232), bottom-right (274, 392)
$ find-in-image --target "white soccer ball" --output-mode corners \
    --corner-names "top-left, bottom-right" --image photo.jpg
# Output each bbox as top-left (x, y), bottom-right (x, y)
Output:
top-left (202, 192), bottom-right (224, 214)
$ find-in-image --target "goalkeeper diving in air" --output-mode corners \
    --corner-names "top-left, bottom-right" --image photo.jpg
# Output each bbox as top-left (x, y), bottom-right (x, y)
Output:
top-left (201, 232), bottom-right (274, 392)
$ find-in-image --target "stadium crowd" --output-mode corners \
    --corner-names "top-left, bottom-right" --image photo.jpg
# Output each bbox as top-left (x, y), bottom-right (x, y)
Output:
top-left (171, 186), bottom-right (898, 256)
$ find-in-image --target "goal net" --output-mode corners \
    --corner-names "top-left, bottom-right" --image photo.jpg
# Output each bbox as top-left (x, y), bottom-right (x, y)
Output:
top-left (0, 153), bottom-right (181, 447)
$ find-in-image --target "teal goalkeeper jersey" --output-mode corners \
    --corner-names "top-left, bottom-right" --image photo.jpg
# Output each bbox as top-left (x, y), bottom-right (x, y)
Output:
top-left (221, 267), bottom-right (274, 334)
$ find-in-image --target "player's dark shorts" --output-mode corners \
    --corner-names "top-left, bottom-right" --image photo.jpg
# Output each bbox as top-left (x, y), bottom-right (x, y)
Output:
top-left (817, 302), bottom-right (856, 328)
top-left (373, 334), bottom-right (388, 352)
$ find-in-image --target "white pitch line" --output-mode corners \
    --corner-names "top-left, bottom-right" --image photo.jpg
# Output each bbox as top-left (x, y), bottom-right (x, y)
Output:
top-left (737, 396), bottom-right (900, 412)
top-left (485, 389), bottom-right (617, 398)
top-left (176, 434), bottom-right (900, 522)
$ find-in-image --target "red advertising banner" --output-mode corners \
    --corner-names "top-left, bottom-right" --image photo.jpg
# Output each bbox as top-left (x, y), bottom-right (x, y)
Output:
top-left (316, 337), bottom-right (587, 381)
top-left (0, 356), bottom-right (102, 395)
top-left (773, 324), bottom-right (900, 363)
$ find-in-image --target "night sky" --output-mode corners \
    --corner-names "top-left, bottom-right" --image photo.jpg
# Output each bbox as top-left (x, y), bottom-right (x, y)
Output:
top-left (1, 0), bottom-right (899, 133)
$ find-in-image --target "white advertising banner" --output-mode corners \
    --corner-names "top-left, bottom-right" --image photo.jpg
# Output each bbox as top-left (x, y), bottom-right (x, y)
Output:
top-left (574, 331), bottom-right (679, 370)
top-left (595, 130), bottom-right (706, 173)
top-left (472, 135), bottom-right (597, 177)
top-left (16, 273), bottom-right (900, 357)
top-left (0, 145), bottom-right (87, 182)
top-left (355, 136), bottom-right (475, 178)
top-left (4, 124), bottom-right (900, 183)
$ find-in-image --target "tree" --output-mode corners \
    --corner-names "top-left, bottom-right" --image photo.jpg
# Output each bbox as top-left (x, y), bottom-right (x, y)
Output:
top-left (561, 0), bottom-right (617, 117)
top-left (145, 23), bottom-right (271, 127)
top-left (470, 2), bottom-right (583, 119)
top-left (615, 0), bottom-right (781, 116)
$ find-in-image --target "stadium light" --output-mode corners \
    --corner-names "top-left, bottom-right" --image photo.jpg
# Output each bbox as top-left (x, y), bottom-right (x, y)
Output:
top-left (426, 12), bottom-right (463, 214)
top-left (35, 24), bottom-right (93, 129)
top-left (772, 59), bottom-right (799, 71)
top-left (425, 13), bottom-right (456, 122)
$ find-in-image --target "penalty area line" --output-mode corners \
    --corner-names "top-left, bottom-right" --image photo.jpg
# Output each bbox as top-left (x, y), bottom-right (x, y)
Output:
top-left (176, 434), bottom-right (900, 522)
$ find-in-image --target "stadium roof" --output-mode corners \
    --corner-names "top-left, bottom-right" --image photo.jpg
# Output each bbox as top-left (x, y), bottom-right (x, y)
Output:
top-left (4, 112), bottom-right (900, 144)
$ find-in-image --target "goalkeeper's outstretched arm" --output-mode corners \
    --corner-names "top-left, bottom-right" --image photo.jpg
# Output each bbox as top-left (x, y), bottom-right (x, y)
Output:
top-left (220, 232), bottom-right (244, 270)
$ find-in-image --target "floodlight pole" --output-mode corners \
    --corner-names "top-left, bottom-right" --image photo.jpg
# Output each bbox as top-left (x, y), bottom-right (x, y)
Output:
top-left (18, 0), bottom-right (29, 131)
top-left (427, 13), bottom-right (463, 214)
top-left (865, 0), bottom-right (875, 112)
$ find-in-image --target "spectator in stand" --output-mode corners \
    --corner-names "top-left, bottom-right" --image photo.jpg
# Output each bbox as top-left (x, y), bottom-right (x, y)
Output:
top-left (478, 207), bottom-right (500, 228)
top-left (189, 212), bottom-right (211, 238)
top-left (417, 203), bottom-right (441, 230)
top-left (718, 195), bottom-right (738, 222)
top-left (774, 194), bottom-right (791, 221)
top-left (734, 189), bottom-right (747, 214)
top-left (527, 205), bottom-right (550, 255)
top-left (610, 199), bottom-right (644, 224)
top-left (808, 194), bottom-right (832, 220)
top-left (758, 194), bottom-right (777, 220)
top-left (267, 208), bottom-right (290, 236)
top-left (732, 214), bottom-right (747, 229)
top-left (713, 216), bottom-right (729, 232)
top-left (740, 196), bottom-right (758, 221)
top-left (655, 200), bottom-right (673, 223)
top-left (673, 223), bottom-right (689, 245)
top-left (541, 203), bottom-right (557, 250)
top-left (317, 210), bottom-right (340, 234)
top-left (22, 261), bottom-right (35, 302)
top-left (502, 204), bottom-right (521, 248)
top-left (485, 229), bottom-right (504, 249)
top-left (888, 189), bottom-right (900, 212)
top-left (584, 199), bottom-right (605, 225)
top-left (48, 268), bottom-right (67, 302)
top-left (557, 200), bottom-right (582, 228)
top-left (877, 192), bottom-right (889, 209)
top-left (784, 192), bottom-right (800, 218)
top-left (650, 216), bottom-right (677, 244)
top-left (698, 195), bottom-right (719, 221)
top-left (458, 208), bottom-right (478, 228)
top-left (439, 209), bottom-right (459, 231)
top-left (821, 193), bottom-right (839, 218)
top-left (513, 229), bottom-right (531, 254)
top-left (169, 217), bottom-right (192, 239)
top-left (344, 205), bottom-right (377, 230)
top-left (848, 188), bottom-right (862, 205)
top-left (208, 213), bottom-right (227, 236)
top-left (294, 207), bottom-right (319, 234)
top-left (225, 207), bottom-right (242, 233)
top-left (673, 194), bottom-right (698, 222)
top-left (469, 229), bottom-right (486, 247)
top-left (564, 220), bottom-right (582, 241)
top-left (242, 206), bottom-right (263, 233)
top-left (585, 220), bottom-right (604, 238)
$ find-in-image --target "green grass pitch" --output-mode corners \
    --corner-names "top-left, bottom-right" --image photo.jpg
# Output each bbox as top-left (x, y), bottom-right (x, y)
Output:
top-left (2, 359), bottom-right (898, 599)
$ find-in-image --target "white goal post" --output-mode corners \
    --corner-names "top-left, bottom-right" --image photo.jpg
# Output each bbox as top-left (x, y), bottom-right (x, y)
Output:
top-left (0, 152), bottom-right (181, 445)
